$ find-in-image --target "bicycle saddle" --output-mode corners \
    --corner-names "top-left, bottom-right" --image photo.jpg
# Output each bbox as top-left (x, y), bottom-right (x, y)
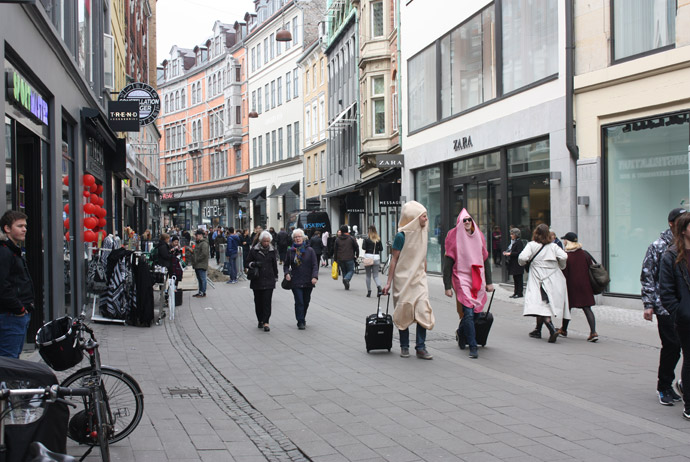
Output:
top-left (26, 442), bottom-right (77, 462)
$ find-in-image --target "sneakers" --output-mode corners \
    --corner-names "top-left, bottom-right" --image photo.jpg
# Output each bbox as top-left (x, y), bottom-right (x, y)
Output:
top-left (258, 322), bottom-right (264, 329)
top-left (684, 408), bottom-right (690, 420)
top-left (297, 322), bottom-right (306, 330)
top-left (344, 280), bottom-right (350, 290)
top-left (528, 329), bottom-right (542, 339)
top-left (675, 380), bottom-right (684, 399)
top-left (587, 332), bottom-right (599, 342)
top-left (455, 330), bottom-right (466, 350)
top-left (557, 328), bottom-right (568, 337)
top-left (416, 349), bottom-right (433, 360)
top-left (400, 348), bottom-right (410, 358)
top-left (192, 293), bottom-right (206, 298)
top-left (658, 389), bottom-right (675, 406)
top-left (226, 279), bottom-right (238, 284)
top-left (669, 386), bottom-right (682, 402)
top-left (263, 324), bottom-right (270, 332)
top-left (468, 347), bottom-right (478, 359)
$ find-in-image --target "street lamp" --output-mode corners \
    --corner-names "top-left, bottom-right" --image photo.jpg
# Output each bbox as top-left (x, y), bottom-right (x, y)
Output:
top-left (276, 28), bottom-right (292, 42)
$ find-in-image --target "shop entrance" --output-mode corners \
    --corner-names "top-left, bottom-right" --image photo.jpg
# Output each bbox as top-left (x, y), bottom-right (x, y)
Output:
top-left (446, 176), bottom-right (507, 283)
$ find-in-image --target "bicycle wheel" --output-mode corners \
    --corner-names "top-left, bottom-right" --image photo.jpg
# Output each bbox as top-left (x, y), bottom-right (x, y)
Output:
top-left (61, 367), bottom-right (144, 443)
top-left (94, 387), bottom-right (111, 462)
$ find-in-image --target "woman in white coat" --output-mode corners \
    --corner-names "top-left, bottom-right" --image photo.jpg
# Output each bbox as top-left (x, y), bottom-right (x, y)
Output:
top-left (518, 223), bottom-right (569, 343)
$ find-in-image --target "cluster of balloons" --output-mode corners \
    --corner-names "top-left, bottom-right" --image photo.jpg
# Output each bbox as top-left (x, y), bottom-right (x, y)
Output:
top-left (62, 174), bottom-right (108, 243)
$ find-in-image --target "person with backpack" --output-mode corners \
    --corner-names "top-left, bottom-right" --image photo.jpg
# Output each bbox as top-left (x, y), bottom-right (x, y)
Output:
top-left (225, 227), bottom-right (241, 284)
top-left (309, 231), bottom-right (324, 271)
top-left (0, 211), bottom-right (34, 358)
top-left (362, 225), bottom-right (383, 297)
top-left (334, 225), bottom-right (359, 290)
top-left (276, 228), bottom-right (290, 264)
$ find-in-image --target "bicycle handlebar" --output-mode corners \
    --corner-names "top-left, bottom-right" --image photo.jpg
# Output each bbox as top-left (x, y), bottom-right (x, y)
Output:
top-left (0, 385), bottom-right (91, 401)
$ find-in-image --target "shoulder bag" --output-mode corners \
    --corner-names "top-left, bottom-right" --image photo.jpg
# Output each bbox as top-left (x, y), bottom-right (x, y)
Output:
top-left (524, 244), bottom-right (546, 273)
top-left (585, 251), bottom-right (610, 294)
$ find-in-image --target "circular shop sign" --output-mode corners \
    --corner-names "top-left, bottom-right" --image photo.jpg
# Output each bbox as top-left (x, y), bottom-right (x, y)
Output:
top-left (118, 82), bottom-right (160, 126)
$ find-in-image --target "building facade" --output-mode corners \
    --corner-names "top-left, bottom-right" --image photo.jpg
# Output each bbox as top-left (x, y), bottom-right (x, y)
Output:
top-left (574, 0), bottom-right (690, 302)
top-left (400, 0), bottom-right (574, 281)
top-left (158, 21), bottom-right (250, 231)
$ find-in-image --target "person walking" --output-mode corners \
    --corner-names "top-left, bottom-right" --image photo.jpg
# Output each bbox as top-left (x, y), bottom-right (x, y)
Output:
top-left (247, 231), bottom-right (278, 331)
top-left (518, 224), bottom-right (569, 343)
top-left (504, 228), bottom-right (525, 299)
top-left (491, 226), bottom-right (502, 265)
top-left (334, 225), bottom-right (359, 290)
top-left (382, 201), bottom-right (435, 360)
top-left (321, 230), bottom-right (330, 267)
top-left (309, 231), bottom-right (324, 271)
top-left (191, 229), bottom-right (209, 297)
top-left (642, 207), bottom-right (685, 406)
top-left (214, 230), bottom-right (226, 266)
top-left (443, 209), bottom-right (493, 359)
top-left (225, 227), bottom-right (241, 284)
top-left (241, 229), bottom-right (251, 270)
top-left (559, 232), bottom-right (598, 342)
top-left (284, 229), bottom-right (319, 330)
top-left (659, 211), bottom-right (690, 420)
top-left (276, 228), bottom-right (290, 264)
top-left (0, 211), bottom-right (34, 358)
top-left (362, 225), bottom-right (383, 298)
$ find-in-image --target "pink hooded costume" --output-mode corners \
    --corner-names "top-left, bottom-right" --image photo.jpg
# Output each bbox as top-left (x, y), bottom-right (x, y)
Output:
top-left (444, 209), bottom-right (489, 314)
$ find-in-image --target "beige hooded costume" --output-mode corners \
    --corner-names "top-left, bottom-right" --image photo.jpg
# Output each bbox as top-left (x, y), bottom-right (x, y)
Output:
top-left (391, 201), bottom-right (435, 330)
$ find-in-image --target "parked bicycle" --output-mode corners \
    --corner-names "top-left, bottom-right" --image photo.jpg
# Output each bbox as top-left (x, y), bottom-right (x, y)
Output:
top-left (36, 312), bottom-right (144, 460)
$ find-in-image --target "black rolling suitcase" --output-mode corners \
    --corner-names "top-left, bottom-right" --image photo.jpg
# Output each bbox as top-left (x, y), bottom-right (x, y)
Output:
top-left (365, 294), bottom-right (393, 352)
top-left (457, 291), bottom-right (495, 348)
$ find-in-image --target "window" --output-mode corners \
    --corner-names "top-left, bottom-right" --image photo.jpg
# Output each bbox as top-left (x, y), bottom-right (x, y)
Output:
top-left (372, 1), bottom-right (384, 37)
top-left (191, 85), bottom-right (196, 104)
top-left (258, 135), bottom-right (263, 166)
top-left (311, 102), bottom-right (317, 139)
top-left (307, 157), bottom-right (312, 183)
top-left (502, 0), bottom-right (557, 94)
top-left (408, 44), bottom-right (437, 132)
top-left (271, 130), bottom-right (277, 162)
top-left (292, 17), bottom-right (298, 45)
top-left (236, 66), bottom-right (241, 82)
top-left (251, 47), bottom-right (256, 72)
top-left (321, 150), bottom-right (326, 180)
top-left (209, 114), bottom-right (215, 139)
top-left (271, 80), bottom-right (276, 108)
top-left (372, 76), bottom-right (385, 135)
top-left (257, 45), bottom-right (262, 68)
top-left (164, 95), bottom-right (169, 113)
top-left (264, 38), bottom-right (268, 64)
top-left (197, 83), bottom-right (201, 102)
top-left (270, 33), bottom-right (275, 59)
top-left (305, 109), bottom-right (311, 143)
top-left (258, 90), bottom-right (263, 113)
top-left (277, 77), bottom-right (283, 105)
top-left (312, 64), bottom-right (316, 89)
top-left (293, 69), bottom-right (299, 97)
top-left (252, 91), bottom-right (257, 112)
top-left (175, 91), bottom-right (180, 110)
top-left (277, 31), bottom-right (282, 55)
top-left (613, 0), bottom-right (676, 61)
top-left (294, 121), bottom-right (300, 155)
top-left (320, 58), bottom-right (325, 84)
top-left (236, 148), bottom-right (242, 173)
top-left (265, 84), bottom-right (270, 111)
top-left (285, 26), bottom-right (291, 50)
top-left (236, 106), bottom-right (241, 124)
top-left (305, 70), bottom-right (310, 93)
top-left (319, 97), bottom-right (325, 135)
top-left (278, 128), bottom-right (284, 160)
top-left (286, 72), bottom-right (292, 101)
top-left (265, 132), bottom-right (271, 163)
top-left (287, 124), bottom-right (292, 158)
top-left (253, 137), bottom-right (257, 167)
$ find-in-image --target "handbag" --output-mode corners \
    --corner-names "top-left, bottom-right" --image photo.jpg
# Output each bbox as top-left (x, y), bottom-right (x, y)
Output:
top-left (524, 244), bottom-right (546, 273)
top-left (246, 264), bottom-right (260, 281)
top-left (331, 261), bottom-right (339, 280)
top-left (281, 275), bottom-right (292, 290)
top-left (585, 251), bottom-right (610, 294)
top-left (362, 257), bottom-right (374, 267)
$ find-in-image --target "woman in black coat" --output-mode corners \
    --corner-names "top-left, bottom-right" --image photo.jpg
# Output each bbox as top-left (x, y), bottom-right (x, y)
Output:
top-left (284, 229), bottom-right (319, 330)
top-left (309, 231), bottom-right (324, 266)
top-left (659, 212), bottom-right (690, 420)
top-left (503, 228), bottom-right (525, 298)
top-left (247, 231), bottom-right (279, 332)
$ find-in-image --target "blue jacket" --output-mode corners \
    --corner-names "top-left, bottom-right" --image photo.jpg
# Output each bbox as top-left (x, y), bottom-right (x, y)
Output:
top-left (226, 233), bottom-right (241, 256)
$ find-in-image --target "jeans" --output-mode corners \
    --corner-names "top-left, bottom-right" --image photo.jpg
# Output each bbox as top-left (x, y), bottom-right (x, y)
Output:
top-left (676, 324), bottom-right (690, 409)
top-left (512, 273), bottom-right (524, 296)
top-left (292, 287), bottom-right (313, 323)
top-left (195, 268), bottom-right (207, 294)
top-left (460, 305), bottom-right (477, 350)
top-left (253, 289), bottom-right (273, 324)
top-left (0, 312), bottom-right (31, 358)
top-left (227, 253), bottom-right (238, 281)
top-left (657, 314), bottom-right (682, 391)
top-left (365, 262), bottom-right (381, 291)
top-left (340, 260), bottom-right (355, 282)
top-left (399, 325), bottom-right (427, 351)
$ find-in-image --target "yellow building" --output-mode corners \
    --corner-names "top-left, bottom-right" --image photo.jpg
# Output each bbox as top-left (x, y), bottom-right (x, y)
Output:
top-left (110, 0), bottom-right (127, 94)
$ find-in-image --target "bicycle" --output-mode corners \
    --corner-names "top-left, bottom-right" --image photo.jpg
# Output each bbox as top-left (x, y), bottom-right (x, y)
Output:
top-left (0, 381), bottom-right (90, 462)
top-left (36, 313), bottom-right (144, 455)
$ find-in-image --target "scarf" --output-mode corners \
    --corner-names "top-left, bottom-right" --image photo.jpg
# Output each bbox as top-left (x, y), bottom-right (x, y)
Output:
top-left (291, 241), bottom-right (307, 266)
top-left (444, 208), bottom-right (488, 312)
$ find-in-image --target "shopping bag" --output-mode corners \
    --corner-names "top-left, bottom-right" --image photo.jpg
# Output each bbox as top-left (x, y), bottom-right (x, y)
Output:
top-left (331, 261), bottom-right (339, 280)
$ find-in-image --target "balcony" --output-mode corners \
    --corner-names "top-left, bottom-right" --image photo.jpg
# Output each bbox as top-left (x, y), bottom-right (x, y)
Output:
top-left (188, 141), bottom-right (201, 153)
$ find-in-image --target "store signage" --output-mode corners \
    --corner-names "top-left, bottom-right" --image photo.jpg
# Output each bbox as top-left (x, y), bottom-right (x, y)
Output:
top-left (5, 70), bottom-right (48, 126)
top-left (107, 100), bottom-right (140, 131)
top-left (345, 195), bottom-right (365, 214)
top-left (379, 182), bottom-right (402, 207)
top-left (203, 206), bottom-right (224, 218)
top-left (452, 135), bottom-right (473, 151)
top-left (168, 206), bottom-right (176, 212)
top-left (161, 192), bottom-right (175, 200)
top-left (85, 138), bottom-right (105, 182)
top-left (146, 185), bottom-right (159, 194)
top-left (376, 155), bottom-right (404, 168)
top-left (118, 82), bottom-right (160, 126)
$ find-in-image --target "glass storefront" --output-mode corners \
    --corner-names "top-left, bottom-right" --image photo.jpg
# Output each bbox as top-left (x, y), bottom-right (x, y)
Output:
top-left (605, 112), bottom-right (690, 295)
top-left (415, 166), bottom-right (442, 272)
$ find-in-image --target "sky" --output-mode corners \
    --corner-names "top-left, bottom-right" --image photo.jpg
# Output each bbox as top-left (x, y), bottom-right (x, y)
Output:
top-left (156, 0), bottom-right (255, 64)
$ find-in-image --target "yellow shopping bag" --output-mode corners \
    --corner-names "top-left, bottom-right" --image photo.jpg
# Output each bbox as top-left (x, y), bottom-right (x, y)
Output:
top-left (331, 261), bottom-right (339, 280)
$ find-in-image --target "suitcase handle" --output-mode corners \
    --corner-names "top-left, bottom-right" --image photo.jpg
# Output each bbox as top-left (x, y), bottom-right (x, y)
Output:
top-left (377, 293), bottom-right (391, 317)
top-left (485, 290), bottom-right (495, 314)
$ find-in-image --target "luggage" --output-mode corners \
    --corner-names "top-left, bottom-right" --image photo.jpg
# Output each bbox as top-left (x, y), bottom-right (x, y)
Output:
top-left (175, 289), bottom-right (183, 306)
top-left (365, 294), bottom-right (393, 353)
top-left (457, 291), bottom-right (495, 348)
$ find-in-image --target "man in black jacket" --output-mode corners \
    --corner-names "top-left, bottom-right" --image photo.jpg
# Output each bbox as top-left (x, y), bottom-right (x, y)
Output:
top-left (0, 210), bottom-right (34, 358)
top-left (334, 225), bottom-right (359, 290)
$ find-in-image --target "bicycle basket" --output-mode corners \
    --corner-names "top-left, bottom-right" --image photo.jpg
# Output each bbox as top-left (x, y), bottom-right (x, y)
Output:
top-left (36, 316), bottom-right (83, 371)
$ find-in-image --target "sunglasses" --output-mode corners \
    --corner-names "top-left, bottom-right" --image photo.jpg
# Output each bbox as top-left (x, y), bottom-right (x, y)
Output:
top-left (462, 218), bottom-right (473, 223)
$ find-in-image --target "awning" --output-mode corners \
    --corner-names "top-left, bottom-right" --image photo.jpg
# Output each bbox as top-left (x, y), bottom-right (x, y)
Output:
top-left (176, 181), bottom-right (248, 201)
top-left (328, 101), bottom-right (357, 130)
top-left (355, 168), bottom-right (399, 190)
top-left (323, 184), bottom-right (356, 198)
top-left (268, 181), bottom-right (299, 198)
top-left (247, 187), bottom-right (266, 201)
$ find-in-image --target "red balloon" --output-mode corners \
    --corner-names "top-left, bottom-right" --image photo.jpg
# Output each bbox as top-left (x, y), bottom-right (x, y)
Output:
top-left (64, 203), bottom-right (69, 214)
top-left (63, 218), bottom-right (70, 229)
top-left (98, 218), bottom-right (106, 227)
top-left (83, 174), bottom-right (95, 187)
top-left (83, 217), bottom-right (94, 229)
top-left (90, 184), bottom-right (98, 193)
top-left (89, 195), bottom-right (99, 204)
top-left (62, 176), bottom-right (69, 186)
top-left (97, 208), bottom-right (107, 218)
top-left (65, 231), bottom-right (70, 241)
top-left (83, 191), bottom-right (90, 198)
top-left (84, 230), bottom-right (96, 243)
top-left (82, 203), bottom-right (91, 214)
top-left (99, 197), bottom-right (105, 206)
top-left (96, 185), bottom-right (104, 195)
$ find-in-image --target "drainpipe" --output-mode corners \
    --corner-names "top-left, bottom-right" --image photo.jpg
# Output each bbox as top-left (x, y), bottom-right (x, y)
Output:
top-left (565, 0), bottom-right (578, 233)
top-left (396, 0), bottom-right (402, 153)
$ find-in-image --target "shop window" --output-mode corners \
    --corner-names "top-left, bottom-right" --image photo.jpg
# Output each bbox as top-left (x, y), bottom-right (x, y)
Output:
top-left (605, 112), bottom-right (689, 295)
top-left (5, 118), bottom-right (12, 211)
top-left (613, 0), bottom-right (676, 62)
top-left (415, 166), bottom-right (442, 273)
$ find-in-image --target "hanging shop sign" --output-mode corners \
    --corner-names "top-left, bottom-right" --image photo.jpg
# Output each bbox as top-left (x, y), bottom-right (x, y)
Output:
top-left (107, 100), bottom-right (140, 131)
top-left (118, 82), bottom-right (160, 126)
top-left (378, 182), bottom-right (402, 207)
top-left (376, 155), bottom-right (404, 168)
top-left (85, 138), bottom-right (105, 182)
top-left (345, 194), bottom-right (365, 214)
top-left (5, 69), bottom-right (48, 126)
top-left (203, 205), bottom-right (225, 218)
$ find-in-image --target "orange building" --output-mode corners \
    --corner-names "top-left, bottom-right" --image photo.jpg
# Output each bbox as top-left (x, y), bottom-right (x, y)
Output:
top-left (157, 21), bottom-right (250, 230)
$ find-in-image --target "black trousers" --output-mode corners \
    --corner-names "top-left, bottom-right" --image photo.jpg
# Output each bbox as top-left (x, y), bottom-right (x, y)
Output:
top-left (253, 289), bottom-right (273, 324)
top-left (657, 314), bottom-right (682, 391)
top-left (512, 273), bottom-right (524, 296)
top-left (675, 324), bottom-right (689, 407)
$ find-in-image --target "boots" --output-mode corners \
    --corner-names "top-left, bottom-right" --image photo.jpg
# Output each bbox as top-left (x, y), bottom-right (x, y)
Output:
top-left (367, 290), bottom-right (371, 297)
top-left (545, 321), bottom-right (559, 343)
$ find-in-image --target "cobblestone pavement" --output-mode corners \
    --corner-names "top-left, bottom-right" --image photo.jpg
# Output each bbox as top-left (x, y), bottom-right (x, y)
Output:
top-left (46, 266), bottom-right (690, 461)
